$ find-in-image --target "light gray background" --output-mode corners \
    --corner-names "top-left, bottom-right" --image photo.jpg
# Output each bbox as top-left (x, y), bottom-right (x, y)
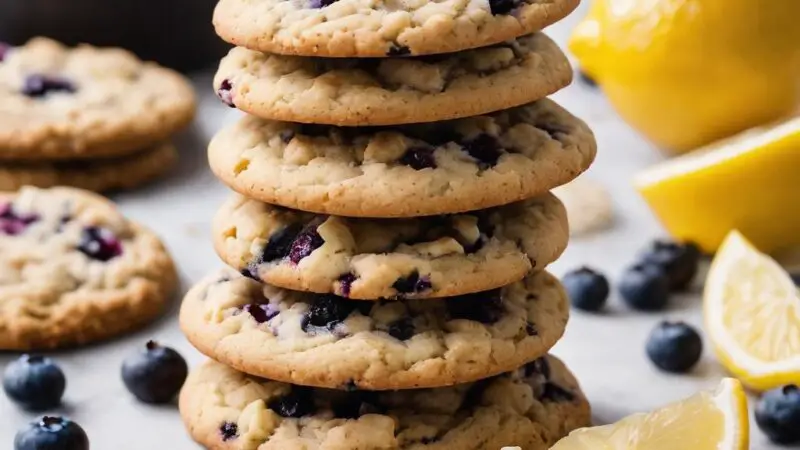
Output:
top-left (0, 3), bottom-right (778, 448)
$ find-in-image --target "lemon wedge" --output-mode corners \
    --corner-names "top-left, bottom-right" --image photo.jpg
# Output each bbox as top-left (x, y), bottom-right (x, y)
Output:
top-left (705, 230), bottom-right (800, 391)
top-left (634, 117), bottom-right (800, 254)
top-left (550, 378), bottom-right (749, 450)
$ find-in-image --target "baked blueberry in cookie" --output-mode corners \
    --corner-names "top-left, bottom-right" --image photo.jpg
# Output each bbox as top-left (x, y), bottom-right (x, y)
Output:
top-left (21, 74), bottom-right (76, 98)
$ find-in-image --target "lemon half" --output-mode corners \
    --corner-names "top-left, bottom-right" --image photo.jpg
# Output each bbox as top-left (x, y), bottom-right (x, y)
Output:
top-left (550, 378), bottom-right (748, 450)
top-left (705, 230), bottom-right (800, 391)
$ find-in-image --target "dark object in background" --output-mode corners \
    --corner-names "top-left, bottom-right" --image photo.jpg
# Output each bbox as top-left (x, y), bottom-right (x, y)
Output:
top-left (755, 385), bottom-right (800, 444)
top-left (0, 0), bottom-right (229, 72)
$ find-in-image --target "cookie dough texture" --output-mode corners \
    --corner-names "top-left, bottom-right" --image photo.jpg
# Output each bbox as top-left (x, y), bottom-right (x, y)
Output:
top-left (213, 0), bottom-right (579, 58)
top-left (181, 268), bottom-right (568, 389)
top-left (0, 143), bottom-right (178, 192)
top-left (0, 187), bottom-right (177, 349)
top-left (213, 33), bottom-right (572, 126)
top-left (179, 355), bottom-right (590, 449)
top-left (0, 38), bottom-right (196, 160)
top-left (209, 98), bottom-right (596, 217)
top-left (553, 177), bottom-right (614, 236)
top-left (212, 193), bottom-right (568, 299)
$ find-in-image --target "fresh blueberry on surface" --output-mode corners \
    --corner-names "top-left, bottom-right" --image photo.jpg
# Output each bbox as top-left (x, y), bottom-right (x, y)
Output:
top-left (14, 416), bottom-right (89, 450)
top-left (639, 240), bottom-right (701, 291)
top-left (76, 227), bottom-right (122, 261)
top-left (3, 355), bottom-right (66, 411)
top-left (645, 321), bottom-right (703, 373)
top-left (562, 267), bottom-right (610, 312)
top-left (121, 341), bottom-right (188, 404)
top-left (755, 385), bottom-right (800, 444)
top-left (619, 263), bottom-right (671, 311)
top-left (22, 75), bottom-right (76, 98)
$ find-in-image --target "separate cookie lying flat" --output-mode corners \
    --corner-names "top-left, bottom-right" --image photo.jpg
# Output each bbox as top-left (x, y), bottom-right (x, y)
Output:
top-left (180, 355), bottom-right (590, 449)
top-left (0, 143), bottom-right (177, 192)
top-left (0, 38), bottom-right (196, 160)
top-left (181, 268), bottom-right (568, 389)
top-left (213, 0), bottom-right (579, 58)
top-left (213, 193), bottom-right (568, 299)
top-left (213, 33), bottom-right (571, 126)
top-left (210, 99), bottom-right (596, 217)
top-left (0, 187), bottom-right (177, 349)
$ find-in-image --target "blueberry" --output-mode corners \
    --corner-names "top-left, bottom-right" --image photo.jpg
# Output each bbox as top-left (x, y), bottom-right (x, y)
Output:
top-left (261, 224), bottom-right (302, 263)
top-left (268, 388), bottom-right (315, 418)
top-left (540, 383), bottom-right (576, 402)
top-left (22, 75), bottom-right (76, 98)
top-left (76, 227), bottom-right (123, 261)
top-left (337, 273), bottom-right (357, 298)
top-left (333, 391), bottom-right (384, 418)
top-left (121, 341), bottom-right (188, 404)
top-left (755, 385), bottom-right (800, 444)
top-left (387, 317), bottom-right (415, 341)
top-left (392, 271), bottom-right (432, 295)
top-left (446, 289), bottom-right (505, 324)
top-left (619, 263), bottom-right (671, 311)
top-left (0, 42), bottom-right (10, 62)
top-left (242, 303), bottom-right (280, 323)
top-left (577, 70), bottom-right (598, 87)
top-left (3, 355), bottom-right (66, 411)
top-left (308, 0), bottom-right (337, 7)
top-left (488, 0), bottom-right (519, 15)
top-left (399, 147), bottom-right (437, 170)
top-left (639, 240), bottom-right (701, 291)
top-left (217, 79), bottom-right (235, 107)
top-left (14, 416), bottom-right (89, 450)
top-left (523, 357), bottom-right (551, 378)
top-left (462, 134), bottom-right (502, 168)
top-left (387, 45), bottom-right (411, 56)
top-left (0, 203), bottom-right (40, 235)
top-left (301, 295), bottom-right (362, 332)
top-left (219, 422), bottom-right (238, 442)
top-left (562, 267), bottom-right (609, 312)
top-left (645, 321), bottom-right (703, 373)
top-left (288, 225), bottom-right (324, 264)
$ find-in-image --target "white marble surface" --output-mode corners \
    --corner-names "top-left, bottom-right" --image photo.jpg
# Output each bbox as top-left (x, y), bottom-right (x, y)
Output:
top-left (0, 4), bottom-right (778, 448)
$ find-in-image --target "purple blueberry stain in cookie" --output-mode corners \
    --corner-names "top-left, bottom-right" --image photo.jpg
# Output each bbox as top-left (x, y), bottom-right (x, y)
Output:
top-left (399, 146), bottom-right (437, 170)
top-left (217, 79), bottom-right (235, 107)
top-left (219, 422), bottom-right (238, 441)
top-left (0, 203), bottom-right (40, 235)
top-left (268, 387), bottom-right (316, 418)
top-left (301, 295), bottom-right (365, 332)
top-left (446, 289), bottom-right (504, 324)
top-left (488, 0), bottom-right (520, 15)
top-left (392, 271), bottom-right (433, 296)
top-left (387, 317), bottom-right (415, 341)
top-left (261, 224), bottom-right (303, 263)
top-left (242, 303), bottom-right (280, 324)
top-left (462, 134), bottom-right (502, 168)
top-left (76, 227), bottom-right (123, 261)
top-left (288, 224), bottom-right (324, 265)
top-left (22, 74), bottom-right (76, 98)
top-left (387, 45), bottom-right (411, 56)
top-left (337, 273), bottom-right (357, 298)
top-left (308, 0), bottom-right (337, 8)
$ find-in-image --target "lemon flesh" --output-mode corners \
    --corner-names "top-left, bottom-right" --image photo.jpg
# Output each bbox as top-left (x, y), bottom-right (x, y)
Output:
top-left (634, 117), bottom-right (800, 254)
top-left (705, 230), bottom-right (800, 391)
top-left (550, 378), bottom-right (748, 450)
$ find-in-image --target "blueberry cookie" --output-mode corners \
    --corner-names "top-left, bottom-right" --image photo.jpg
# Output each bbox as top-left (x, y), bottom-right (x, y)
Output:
top-left (213, 193), bottom-right (568, 299)
top-left (0, 143), bottom-right (177, 192)
top-left (179, 355), bottom-right (590, 449)
top-left (213, 0), bottom-right (578, 58)
top-left (181, 268), bottom-right (568, 389)
top-left (209, 99), bottom-right (595, 217)
top-left (0, 38), bottom-right (196, 160)
top-left (213, 33), bottom-right (571, 126)
top-left (0, 187), bottom-right (177, 350)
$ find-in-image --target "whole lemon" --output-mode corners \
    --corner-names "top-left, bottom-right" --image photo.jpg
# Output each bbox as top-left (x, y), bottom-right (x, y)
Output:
top-left (570, 0), bottom-right (800, 153)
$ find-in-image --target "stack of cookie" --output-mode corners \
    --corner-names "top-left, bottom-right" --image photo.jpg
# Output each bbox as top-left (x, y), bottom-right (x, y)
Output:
top-left (179, 0), bottom-right (597, 448)
top-left (0, 38), bottom-right (196, 192)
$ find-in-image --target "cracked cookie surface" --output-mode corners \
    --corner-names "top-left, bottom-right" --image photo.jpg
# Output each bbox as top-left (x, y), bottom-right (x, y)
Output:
top-left (212, 193), bottom-right (568, 299)
top-left (0, 187), bottom-right (177, 349)
top-left (209, 98), bottom-right (595, 217)
top-left (213, 0), bottom-right (578, 58)
top-left (0, 143), bottom-right (178, 192)
top-left (179, 355), bottom-right (590, 449)
top-left (0, 38), bottom-right (195, 160)
top-left (181, 268), bottom-right (568, 389)
top-left (213, 33), bottom-right (571, 126)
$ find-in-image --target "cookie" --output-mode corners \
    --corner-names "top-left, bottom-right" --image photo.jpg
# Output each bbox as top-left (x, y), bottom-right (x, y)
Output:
top-left (0, 143), bottom-right (177, 192)
top-left (213, 0), bottom-right (579, 58)
top-left (212, 193), bottom-right (568, 299)
top-left (213, 33), bottom-right (571, 126)
top-left (179, 355), bottom-right (590, 449)
top-left (209, 98), bottom-right (596, 217)
top-left (0, 186), bottom-right (177, 350)
top-left (181, 267), bottom-right (568, 389)
top-left (0, 37), bottom-right (196, 160)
